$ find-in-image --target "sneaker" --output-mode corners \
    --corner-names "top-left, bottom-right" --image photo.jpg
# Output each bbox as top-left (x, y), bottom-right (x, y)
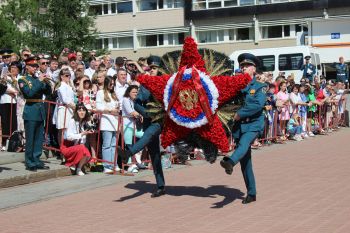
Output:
top-left (127, 164), bottom-right (139, 173)
top-left (302, 133), bottom-right (308, 139)
top-left (295, 135), bottom-right (303, 141)
top-left (114, 166), bottom-right (121, 172)
top-left (77, 170), bottom-right (85, 176)
top-left (308, 132), bottom-right (315, 137)
top-left (69, 166), bottom-right (76, 171)
top-left (1, 146), bottom-right (5, 151)
top-left (103, 168), bottom-right (114, 174)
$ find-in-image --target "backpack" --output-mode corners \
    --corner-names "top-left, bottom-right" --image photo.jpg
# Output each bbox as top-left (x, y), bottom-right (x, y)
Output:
top-left (7, 131), bottom-right (25, 152)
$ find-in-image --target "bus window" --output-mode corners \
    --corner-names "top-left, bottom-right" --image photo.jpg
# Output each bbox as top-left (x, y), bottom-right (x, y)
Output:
top-left (279, 53), bottom-right (303, 71)
top-left (257, 55), bottom-right (275, 72)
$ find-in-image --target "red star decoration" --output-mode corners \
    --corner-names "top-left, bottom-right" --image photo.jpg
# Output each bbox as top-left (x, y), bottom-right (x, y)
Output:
top-left (137, 37), bottom-right (251, 152)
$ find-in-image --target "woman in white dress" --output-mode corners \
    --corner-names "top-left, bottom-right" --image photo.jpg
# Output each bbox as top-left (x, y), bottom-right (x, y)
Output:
top-left (96, 76), bottom-right (120, 173)
top-left (56, 68), bottom-right (76, 145)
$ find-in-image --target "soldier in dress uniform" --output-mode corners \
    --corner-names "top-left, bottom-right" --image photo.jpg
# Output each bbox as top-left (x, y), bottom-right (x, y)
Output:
top-left (220, 53), bottom-right (267, 204)
top-left (18, 56), bottom-right (52, 171)
top-left (300, 55), bottom-right (316, 83)
top-left (119, 56), bottom-right (166, 198)
top-left (334, 56), bottom-right (349, 89)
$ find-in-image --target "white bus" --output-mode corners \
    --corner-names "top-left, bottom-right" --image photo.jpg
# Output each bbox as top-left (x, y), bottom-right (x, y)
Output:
top-left (229, 46), bottom-right (322, 84)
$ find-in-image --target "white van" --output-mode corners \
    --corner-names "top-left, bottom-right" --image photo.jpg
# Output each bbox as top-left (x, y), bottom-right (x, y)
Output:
top-left (229, 46), bottom-right (322, 84)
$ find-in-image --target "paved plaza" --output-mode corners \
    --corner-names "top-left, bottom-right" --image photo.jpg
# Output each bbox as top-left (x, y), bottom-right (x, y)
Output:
top-left (0, 128), bottom-right (350, 233)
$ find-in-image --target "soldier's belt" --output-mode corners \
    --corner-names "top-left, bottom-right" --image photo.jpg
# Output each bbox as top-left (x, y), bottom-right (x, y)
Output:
top-left (25, 99), bottom-right (45, 103)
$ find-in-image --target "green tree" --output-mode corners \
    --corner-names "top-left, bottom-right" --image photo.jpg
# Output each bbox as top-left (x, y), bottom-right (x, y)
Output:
top-left (33, 0), bottom-right (97, 54)
top-left (0, 0), bottom-right (97, 54)
top-left (0, 0), bottom-right (37, 52)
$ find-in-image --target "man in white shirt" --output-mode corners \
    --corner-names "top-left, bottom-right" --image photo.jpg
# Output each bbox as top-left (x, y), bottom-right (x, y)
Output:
top-left (102, 55), bottom-right (115, 77)
top-left (114, 68), bottom-right (129, 111)
top-left (84, 57), bottom-right (96, 80)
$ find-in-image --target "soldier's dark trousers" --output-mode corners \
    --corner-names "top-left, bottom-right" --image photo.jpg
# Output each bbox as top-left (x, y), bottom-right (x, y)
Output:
top-left (24, 120), bottom-right (45, 168)
top-left (229, 131), bottom-right (258, 196)
top-left (129, 123), bottom-right (165, 188)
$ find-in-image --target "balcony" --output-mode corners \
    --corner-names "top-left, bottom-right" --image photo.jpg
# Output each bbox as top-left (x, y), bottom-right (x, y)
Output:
top-left (192, 0), bottom-right (310, 11)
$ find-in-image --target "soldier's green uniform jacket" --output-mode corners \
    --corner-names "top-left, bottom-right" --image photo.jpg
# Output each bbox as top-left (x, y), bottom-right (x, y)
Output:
top-left (18, 74), bottom-right (52, 121)
top-left (233, 77), bottom-right (267, 139)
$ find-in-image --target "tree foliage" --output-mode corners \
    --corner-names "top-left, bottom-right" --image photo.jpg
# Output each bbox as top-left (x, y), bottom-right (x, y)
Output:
top-left (0, 0), bottom-right (97, 54)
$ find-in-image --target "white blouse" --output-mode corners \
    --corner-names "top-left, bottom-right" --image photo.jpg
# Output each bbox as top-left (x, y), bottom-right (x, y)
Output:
top-left (0, 76), bottom-right (17, 104)
top-left (122, 97), bottom-right (136, 129)
top-left (96, 90), bottom-right (119, 131)
top-left (65, 118), bottom-right (87, 145)
top-left (57, 82), bottom-right (75, 107)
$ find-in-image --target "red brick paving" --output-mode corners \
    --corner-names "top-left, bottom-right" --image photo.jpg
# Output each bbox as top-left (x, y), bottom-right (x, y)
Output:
top-left (1, 129), bottom-right (350, 233)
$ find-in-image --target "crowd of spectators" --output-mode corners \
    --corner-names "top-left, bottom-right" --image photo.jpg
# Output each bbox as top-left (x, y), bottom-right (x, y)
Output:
top-left (0, 48), bottom-right (348, 175)
top-left (252, 69), bottom-right (348, 148)
top-left (0, 48), bottom-right (158, 175)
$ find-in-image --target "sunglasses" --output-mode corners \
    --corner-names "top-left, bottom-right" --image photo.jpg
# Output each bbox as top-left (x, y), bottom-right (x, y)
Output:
top-left (77, 107), bottom-right (86, 112)
top-left (63, 74), bottom-right (71, 77)
top-left (3, 56), bottom-right (11, 59)
top-left (41, 62), bottom-right (49, 65)
top-left (23, 54), bottom-right (30, 57)
top-left (28, 64), bottom-right (39, 68)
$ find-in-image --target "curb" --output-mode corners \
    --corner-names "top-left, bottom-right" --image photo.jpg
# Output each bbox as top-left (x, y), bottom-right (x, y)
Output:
top-left (0, 167), bottom-right (71, 189)
top-left (0, 153), bottom-right (25, 165)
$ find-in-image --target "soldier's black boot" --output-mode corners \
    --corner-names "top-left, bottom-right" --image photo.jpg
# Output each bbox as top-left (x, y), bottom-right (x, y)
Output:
top-left (242, 195), bottom-right (256, 204)
top-left (220, 157), bottom-right (235, 175)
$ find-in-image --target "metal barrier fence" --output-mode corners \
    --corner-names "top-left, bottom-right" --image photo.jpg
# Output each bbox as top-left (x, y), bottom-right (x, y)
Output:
top-left (0, 94), bottom-right (348, 173)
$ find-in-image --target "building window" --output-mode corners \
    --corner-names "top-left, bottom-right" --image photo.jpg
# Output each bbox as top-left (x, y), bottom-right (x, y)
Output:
top-left (224, 0), bottom-right (238, 7)
top-left (197, 30), bottom-right (225, 43)
top-left (165, 0), bottom-right (184, 8)
top-left (208, 0), bottom-right (221, 8)
top-left (139, 33), bottom-right (185, 47)
top-left (279, 53), bottom-right (303, 71)
top-left (228, 29), bottom-right (235, 41)
top-left (119, 37), bottom-right (134, 48)
top-left (237, 28), bottom-right (251, 41)
top-left (296, 24), bottom-right (308, 33)
top-left (262, 25), bottom-right (292, 39)
top-left (284, 25), bottom-right (290, 37)
top-left (95, 39), bottom-right (103, 49)
top-left (138, 0), bottom-right (162, 11)
top-left (112, 37), bottom-right (134, 49)
top-left (111, 3), bottom-right (117, 13)
top-left (192, 0), bottom-right (206, 10)
top-left (103, 4), bottom-right (109, 14)
top-left (257, 0), bottom-right (272, 3)
top-left (139, 35), bottom-right (158, 47)
top-left (168, 33), bottom-right (185, 45)
top-left (240, 0), bottom-right (255, 6)
top-left (257, 55), bottom-right (275, 72)
top-left (117, 1), bottom-right (133, 13)
top-left (89, 5), bottom-right (102, 16)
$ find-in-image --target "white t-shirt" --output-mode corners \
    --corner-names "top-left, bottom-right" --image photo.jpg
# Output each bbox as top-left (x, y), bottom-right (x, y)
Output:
top-left (96, 90), bottom-right (119, 131)
top-left (114, 81), bottom-right (129, 111)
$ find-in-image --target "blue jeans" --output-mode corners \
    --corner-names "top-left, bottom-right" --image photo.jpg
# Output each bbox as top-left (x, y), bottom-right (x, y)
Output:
top-left (288, 126), bottom-right (302, 136)
top-left (102, 131), bottom-right (117, 169)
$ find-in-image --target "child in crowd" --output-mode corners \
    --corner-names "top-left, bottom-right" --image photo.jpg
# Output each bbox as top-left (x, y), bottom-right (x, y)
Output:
top-left (265, 84), bottom-right (277, 142)
top-left (287, 113), bottom-right (303, 141)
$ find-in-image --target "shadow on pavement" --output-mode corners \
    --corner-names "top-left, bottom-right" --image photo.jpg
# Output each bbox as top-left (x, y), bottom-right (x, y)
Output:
top-left (115, 180), bottom-right (244, 208)
top-left (0, 167), bottom-right (12, 173)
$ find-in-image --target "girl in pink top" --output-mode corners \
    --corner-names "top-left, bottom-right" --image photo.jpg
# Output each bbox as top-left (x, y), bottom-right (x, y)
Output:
top-left (276, 82), bottom-right (290, 140)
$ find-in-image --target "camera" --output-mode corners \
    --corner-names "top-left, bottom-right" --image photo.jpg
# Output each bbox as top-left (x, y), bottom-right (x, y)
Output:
top-left (84, 120), bottom-right (97, 132)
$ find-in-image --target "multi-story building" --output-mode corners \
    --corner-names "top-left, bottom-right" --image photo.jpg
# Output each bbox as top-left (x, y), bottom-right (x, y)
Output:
top-left (89, 0), bottom-right (350, 64)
